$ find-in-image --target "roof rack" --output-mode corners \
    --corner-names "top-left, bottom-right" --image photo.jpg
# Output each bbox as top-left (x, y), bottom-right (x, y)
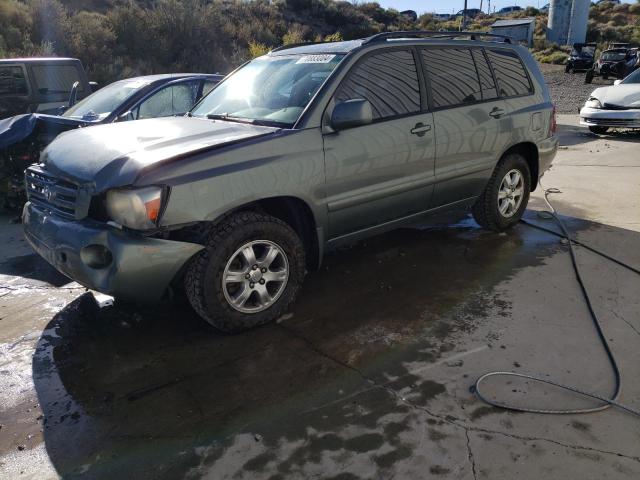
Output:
top-left (363, 30), bottom-right (513, 45)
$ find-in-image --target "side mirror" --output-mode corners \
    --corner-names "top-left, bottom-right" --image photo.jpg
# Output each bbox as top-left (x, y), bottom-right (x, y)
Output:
top-left (68, 81), bottom-right (79, 107)
top-left (613, 79), bottom-right (622, 86)
top-left (330, 99), bottom-right (373, 131)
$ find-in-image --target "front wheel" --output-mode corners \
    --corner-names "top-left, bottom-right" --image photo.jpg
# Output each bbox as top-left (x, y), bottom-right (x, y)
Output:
top-left (472, 154), bottom-right (531, 232)
top-left (185, 211), bottom-right (306, 333)
top-left (589, 126), bottom-right (609, 135)
top-left (585, 70), bottom-right (594, 84)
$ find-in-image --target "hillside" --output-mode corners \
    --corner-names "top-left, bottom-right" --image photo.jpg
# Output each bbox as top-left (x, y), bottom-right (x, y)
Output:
top-left (0, 0), bottom-right (639, 83)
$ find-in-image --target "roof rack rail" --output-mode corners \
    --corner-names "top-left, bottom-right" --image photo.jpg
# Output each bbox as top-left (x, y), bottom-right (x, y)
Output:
top-left (271, 41), bottom-right (328, 53)
top-left (363, 30), bottom-right (513, 45)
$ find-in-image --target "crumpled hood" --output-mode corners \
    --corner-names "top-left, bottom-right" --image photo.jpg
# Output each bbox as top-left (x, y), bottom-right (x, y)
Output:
top-left (42, 116), bottom-right (279, 190)
top-left (590, 85), bottom-right (640, 108)
top-left (0, 113), bottom-right (86, 150)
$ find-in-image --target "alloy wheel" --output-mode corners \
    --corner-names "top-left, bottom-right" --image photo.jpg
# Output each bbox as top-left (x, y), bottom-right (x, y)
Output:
top-left (222, 240), bottom-right (289, 313)
top-left (497, 169), bottom-right (525, 218)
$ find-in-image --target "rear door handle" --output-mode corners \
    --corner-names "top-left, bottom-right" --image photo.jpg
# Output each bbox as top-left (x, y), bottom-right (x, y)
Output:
top-left (489, 107), bottom-right (505, 119)
top-left (410, 122), bottom-right (432, 136)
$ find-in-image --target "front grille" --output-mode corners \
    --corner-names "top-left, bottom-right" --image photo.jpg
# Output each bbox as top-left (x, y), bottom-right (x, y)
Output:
top-left (25, 165), bottom-right (79, 220)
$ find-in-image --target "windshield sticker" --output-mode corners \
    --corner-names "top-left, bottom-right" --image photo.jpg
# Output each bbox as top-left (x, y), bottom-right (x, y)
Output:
top-left (296, 54), bottom-right (336, 64)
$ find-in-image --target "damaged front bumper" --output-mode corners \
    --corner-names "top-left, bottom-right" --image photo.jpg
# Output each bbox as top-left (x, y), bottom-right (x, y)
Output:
top-left (580, 107), bottom-right (640, 129)
top-left (22, 202), bottom-right (203, 303)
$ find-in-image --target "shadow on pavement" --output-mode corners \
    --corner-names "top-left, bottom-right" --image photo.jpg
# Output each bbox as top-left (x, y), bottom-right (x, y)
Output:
top-left (31, 213), bottom-right (606, 479)
top-left (558, 123), bottom-right (640, 147)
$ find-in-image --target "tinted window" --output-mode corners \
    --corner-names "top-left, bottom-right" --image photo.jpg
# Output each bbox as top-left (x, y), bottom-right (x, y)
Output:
top-left (472, 49), bottom-right (498, 100)
top-left (335, 49), bottom-right (420, 120)
top-left (0, 66), bottom-right (28, 96)
top-left (486, 49), bottom-right (532, 97)
top-left (421, 48), bottom-right (481, 108)
top-left (32, 65), bottom-right (84, 94)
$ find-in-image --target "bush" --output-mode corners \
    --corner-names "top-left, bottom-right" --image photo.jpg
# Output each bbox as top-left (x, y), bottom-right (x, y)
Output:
top-left (536, 51), bottom-right (568, 65)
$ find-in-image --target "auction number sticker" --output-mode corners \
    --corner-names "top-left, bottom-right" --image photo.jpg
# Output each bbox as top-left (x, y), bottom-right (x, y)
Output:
top-left (296, 54), bottom-right (336, 64)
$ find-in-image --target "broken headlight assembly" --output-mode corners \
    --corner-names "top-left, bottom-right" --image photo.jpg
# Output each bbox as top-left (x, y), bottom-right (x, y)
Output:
top-left (105, 186), bottom-right (168, 230)
top-left (585, 97), bottom-right (602, 109)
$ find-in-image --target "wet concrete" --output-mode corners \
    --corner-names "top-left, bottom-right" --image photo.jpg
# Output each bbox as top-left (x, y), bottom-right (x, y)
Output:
top-left (1, 118), bottom-right (640, 479)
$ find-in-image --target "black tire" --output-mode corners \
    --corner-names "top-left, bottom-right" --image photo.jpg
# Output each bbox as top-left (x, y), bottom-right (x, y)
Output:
top-left (184, 211), bottom-right (306, 333)
top-left (589, 126), bottom-right (609, 135)
top-left (472, 153), bottom-right (531, 232)
top-left (602, 74), bottom-right (608, 80)
top-left (585, 70), bottom-right (594, 84)
top-left (565, 64), bottom-right (571, 73)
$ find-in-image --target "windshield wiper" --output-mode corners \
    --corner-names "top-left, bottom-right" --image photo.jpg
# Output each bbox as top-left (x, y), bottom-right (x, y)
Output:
top-left (206, 113), bottom-right (249, 123)
top-left (205, 113), bottom-right (288, 128)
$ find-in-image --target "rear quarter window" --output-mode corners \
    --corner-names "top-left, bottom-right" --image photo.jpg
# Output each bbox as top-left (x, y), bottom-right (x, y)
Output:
top-left (31, 64), bottom-right (85, 94)
top-left (486, 49), bottom-right (532, 98)
top-left (0, 66), bottom-right (28, 96)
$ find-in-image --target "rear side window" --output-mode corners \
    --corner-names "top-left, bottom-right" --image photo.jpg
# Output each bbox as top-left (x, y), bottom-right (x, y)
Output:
top-left (486, 49), bottom-right (532, 97)
top-left (32, 65), bottom-right (84, 94)
top-left (421, 48), bottom-right (481, 108)
top-left (472, 50), bottom-right (498, 100)
top-left (0, 66), bottom-right (28, 96)
top-left (335, 49), bottom-right (420, 120)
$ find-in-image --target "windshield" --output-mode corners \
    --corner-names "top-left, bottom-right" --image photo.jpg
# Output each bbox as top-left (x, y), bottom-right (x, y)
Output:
top-left (602, 51), bottom-right (626, 62)
top-left (191, 54), bottom-right (344, 127)
top-left (571, 48), bottom-right (594, 58)
top-left (63, 78), bottom-right (151, 121)
top-left (621, 68), bottom-right (640, 84)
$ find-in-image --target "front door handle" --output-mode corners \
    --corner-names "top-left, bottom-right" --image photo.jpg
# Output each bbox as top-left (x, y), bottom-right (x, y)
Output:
top-left (410, 122), bottom-right (432, 137)
top-left (489, 107), bottom-right (505, 119)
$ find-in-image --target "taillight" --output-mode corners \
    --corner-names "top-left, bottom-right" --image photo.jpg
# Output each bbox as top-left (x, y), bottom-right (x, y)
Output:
top-left (549, 104), bottom-right (557, 137)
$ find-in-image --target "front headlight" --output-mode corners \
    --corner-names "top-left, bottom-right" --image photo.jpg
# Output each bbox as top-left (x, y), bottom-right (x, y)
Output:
top-left (105, 186), bottom-right (166, 230)
top-left (585, 97), bottom-right (602, 109)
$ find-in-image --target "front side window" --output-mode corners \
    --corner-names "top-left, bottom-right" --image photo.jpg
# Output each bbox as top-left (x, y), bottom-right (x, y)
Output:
top-left (0, 66), bottom-right (28, 96)
top-left (335, 49), bottom-right (421, 120)
top-left (137, 81), bottom-right (200, 119)
top-left (31, 65), bottom-right (84, 95)
top-left (202, 79), bottom-right (219, 97)
top-left (486, 49), bottom-right (533, 97)
top-left (421, 48), bottom-right (482, 108)
top-left (191, 54), bottom-right (344, 127)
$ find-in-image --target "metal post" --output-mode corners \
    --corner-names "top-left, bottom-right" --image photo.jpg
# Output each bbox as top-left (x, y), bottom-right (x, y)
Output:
top-left (461, 0), bottom-right (468, 30)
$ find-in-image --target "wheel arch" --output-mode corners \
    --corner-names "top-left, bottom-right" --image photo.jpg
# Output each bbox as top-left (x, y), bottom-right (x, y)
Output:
top-left (500, 142), bottom-right (540, 191)
top-left (186, 196), bottom-right (321, 271)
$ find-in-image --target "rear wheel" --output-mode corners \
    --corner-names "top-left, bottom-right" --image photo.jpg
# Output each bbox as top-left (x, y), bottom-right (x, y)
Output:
top-left (185, 211), bottom-right (306, 333)
top-left (588, 126), bottom-right (609, 135)
top-left (472, 153), bottom-right (531, 232)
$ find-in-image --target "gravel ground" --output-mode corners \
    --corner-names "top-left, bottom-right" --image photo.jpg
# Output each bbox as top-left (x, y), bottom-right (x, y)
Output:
top-left (539, 63), bottom-right (617, 114)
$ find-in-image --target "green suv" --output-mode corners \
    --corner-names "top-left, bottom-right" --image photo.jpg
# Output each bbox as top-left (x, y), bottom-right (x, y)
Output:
top-left (23, 32), bottom-right (558, 332)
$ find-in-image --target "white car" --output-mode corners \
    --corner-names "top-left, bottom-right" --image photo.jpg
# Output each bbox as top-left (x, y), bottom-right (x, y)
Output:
top-left (580, 68), bottom-right (640, 134)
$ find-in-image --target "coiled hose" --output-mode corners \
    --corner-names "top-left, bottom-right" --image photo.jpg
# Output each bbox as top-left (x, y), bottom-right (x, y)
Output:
top-left (474, 183), bottom-right (640, 417)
